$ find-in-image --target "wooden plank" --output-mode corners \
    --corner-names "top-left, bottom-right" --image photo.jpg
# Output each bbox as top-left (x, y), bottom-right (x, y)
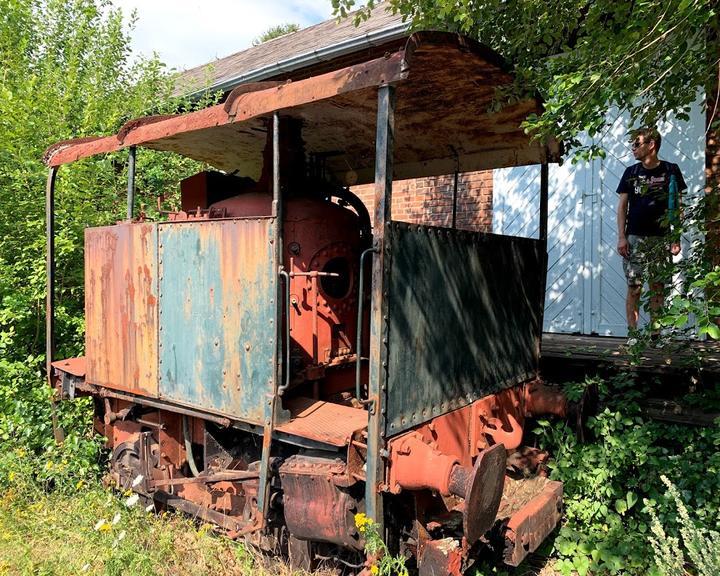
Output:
top-left (541, 333), bottom-right (720, 375)
top-left (640, 398), bottom-right (720, 426)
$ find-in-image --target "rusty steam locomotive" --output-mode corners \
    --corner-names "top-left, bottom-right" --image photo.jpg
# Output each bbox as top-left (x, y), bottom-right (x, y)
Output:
top-left (45, 33), bottom-right (570, 574)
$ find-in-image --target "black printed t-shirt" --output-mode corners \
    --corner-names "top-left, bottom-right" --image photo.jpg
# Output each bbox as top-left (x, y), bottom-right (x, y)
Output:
top-left (616, 160), bottom-right (687, 237)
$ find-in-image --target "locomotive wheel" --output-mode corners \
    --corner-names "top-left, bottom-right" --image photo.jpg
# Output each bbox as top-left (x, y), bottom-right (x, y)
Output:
top-left (111, 441), bottom-right (145, 491)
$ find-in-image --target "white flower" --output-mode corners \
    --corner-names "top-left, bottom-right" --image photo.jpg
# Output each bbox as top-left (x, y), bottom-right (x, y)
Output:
top-left (145, 503), bottom-right (154, 512)
top-left (81, 563), bottom-right (90, 572)
top-left (117, 530), bottom-right (126, 542)
top-left (125, 494), bottom-right (139, 507)
top-left (94, 518), bottom-right (107, 531)
top-left (131, 475), bottom-right (144, 487)
top-left (111, 512), bottom-right (121, 525)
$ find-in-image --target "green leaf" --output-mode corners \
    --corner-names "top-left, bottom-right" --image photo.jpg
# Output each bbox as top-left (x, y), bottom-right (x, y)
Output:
top-left (614, 499), bottom-right (627, 514)
top-left (626, 491), bottom-right (638, 510)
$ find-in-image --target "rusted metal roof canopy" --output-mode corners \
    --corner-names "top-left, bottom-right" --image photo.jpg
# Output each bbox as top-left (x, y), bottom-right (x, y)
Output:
top-left (44, 33), bottom-right (560, 184)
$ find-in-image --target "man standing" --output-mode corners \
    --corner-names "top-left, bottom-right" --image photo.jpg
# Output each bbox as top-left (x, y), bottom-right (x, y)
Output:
top-left (616, 127), bottom-right (686, 333)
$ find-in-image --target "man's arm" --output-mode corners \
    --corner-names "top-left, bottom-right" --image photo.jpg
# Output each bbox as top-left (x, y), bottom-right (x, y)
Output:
top-left (617, 192), bottom-right (629, 258)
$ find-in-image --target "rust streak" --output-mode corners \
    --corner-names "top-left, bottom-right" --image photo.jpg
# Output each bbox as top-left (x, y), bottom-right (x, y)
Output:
top-left (46, 53), bottom-right (406, 167)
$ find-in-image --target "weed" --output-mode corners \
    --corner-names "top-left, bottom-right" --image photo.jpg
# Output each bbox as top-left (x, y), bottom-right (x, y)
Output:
top-left (355, 513), bottom-right (409, 576)
top-left (647, 475), bottom-right (720, 576)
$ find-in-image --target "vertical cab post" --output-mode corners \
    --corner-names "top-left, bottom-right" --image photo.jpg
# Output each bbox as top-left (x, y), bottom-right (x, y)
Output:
top-left (539, 161), bottom-right (549, 246)
top-left (46, 165), bottom-right (64, 444)
top-left (45, 166), bottom-right (58, 382)
top-left (127, 146), bottom-right (136, 220)
top-left (258, 111), bottom-right (282, 526)
top-left (366, 84), bottom-right (396, 528)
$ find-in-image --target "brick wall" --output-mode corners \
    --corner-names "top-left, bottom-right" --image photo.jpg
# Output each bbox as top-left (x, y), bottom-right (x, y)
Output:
top-left (352, 170), bottom-right (493, 232)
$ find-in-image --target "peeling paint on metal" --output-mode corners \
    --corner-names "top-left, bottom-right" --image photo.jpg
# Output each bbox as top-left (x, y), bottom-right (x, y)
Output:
top-left (158, 218), bottom-right (276, 423)
top-left (85, 223), bottom-right (159, 396)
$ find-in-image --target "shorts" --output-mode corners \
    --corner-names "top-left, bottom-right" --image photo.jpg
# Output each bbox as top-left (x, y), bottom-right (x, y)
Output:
top-left (623, 234), bottom-right (671, 287)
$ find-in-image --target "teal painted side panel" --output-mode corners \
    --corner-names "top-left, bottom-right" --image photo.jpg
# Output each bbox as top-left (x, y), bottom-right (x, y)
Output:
top-left (158, 218), bottom-right (276, 423)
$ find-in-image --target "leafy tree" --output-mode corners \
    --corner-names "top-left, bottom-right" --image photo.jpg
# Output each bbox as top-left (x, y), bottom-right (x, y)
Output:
top-left (332, 0), bottom-right (717, 156)
top-left (0, 0), bottom-right (202, 485)
top-left (252, 23), bottom-right (300, 46)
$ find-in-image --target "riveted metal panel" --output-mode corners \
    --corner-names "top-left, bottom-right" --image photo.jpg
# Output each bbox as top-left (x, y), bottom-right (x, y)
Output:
top-left (158, 218), bottom-right (276, 423)
top-left (385, 222), bottom-right (543, 436)
top-left (85, 223), bottom-right (159, 396)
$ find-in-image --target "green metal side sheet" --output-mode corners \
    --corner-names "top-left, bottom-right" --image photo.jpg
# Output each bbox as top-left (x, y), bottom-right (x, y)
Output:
top-left (385, 222), bottom-right (543, 436)
top-left (158, 218), bottom-right (276, 424)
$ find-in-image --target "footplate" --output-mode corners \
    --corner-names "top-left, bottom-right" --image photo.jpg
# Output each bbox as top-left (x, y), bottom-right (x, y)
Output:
top-left (497, 477), bottom-right (563, 566)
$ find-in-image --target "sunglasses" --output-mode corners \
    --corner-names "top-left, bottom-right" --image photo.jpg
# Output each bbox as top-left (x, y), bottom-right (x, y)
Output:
top-left (631, 140), bottom-right (644, 150)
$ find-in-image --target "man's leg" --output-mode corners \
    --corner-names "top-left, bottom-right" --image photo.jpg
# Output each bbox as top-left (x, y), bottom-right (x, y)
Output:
top-left (622, 235), bottom-right (643, 332)
top-left (644, 236), bottom-right (672, 333)
top-left (626, 285), bottom-right (641, 329)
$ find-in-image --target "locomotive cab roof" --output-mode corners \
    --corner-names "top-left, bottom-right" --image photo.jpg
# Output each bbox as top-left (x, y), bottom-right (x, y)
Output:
top-left (44, 32), bottom-right (560, 182)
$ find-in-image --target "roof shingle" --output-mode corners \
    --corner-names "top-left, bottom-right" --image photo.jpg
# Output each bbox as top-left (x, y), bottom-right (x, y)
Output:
top-left (174, 2), bottom-right (407, 96)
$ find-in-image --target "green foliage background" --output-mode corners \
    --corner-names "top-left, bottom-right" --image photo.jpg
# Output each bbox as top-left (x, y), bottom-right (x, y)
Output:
top-left (0, 0), bottom-right (203, 488)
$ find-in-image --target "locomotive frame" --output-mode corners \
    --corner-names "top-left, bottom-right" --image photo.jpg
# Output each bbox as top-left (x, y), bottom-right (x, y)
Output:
top-left (45, 32), bottom-right (570, 574)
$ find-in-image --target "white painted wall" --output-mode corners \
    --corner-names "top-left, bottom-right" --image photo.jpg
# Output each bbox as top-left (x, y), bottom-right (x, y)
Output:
top-left (493, 102), bottom-right (705, 336)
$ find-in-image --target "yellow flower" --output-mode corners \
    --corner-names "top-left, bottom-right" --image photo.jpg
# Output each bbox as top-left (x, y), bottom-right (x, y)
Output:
top-left (370, 565), bottom-right (379, 575)
top-left (8, 472), bottom-right (15, 482)
top-left (76, 480), bottom-right (85, 490)
top-left (94, 519), bottom-right (112, 532)
top-left (354, 512), bottom-right (372, 533)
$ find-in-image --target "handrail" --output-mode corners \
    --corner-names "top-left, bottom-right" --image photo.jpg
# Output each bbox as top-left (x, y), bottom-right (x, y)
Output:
top-left (278, 268), bottom-right (291, 396)
top-left (355, 246), bottom-right (377, 401)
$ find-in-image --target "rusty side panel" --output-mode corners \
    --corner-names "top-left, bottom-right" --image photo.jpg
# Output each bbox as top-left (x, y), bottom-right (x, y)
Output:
top-left (158, 218), bottom-right (275, 423)
top-left (85, 224), bottom-right (159, 396)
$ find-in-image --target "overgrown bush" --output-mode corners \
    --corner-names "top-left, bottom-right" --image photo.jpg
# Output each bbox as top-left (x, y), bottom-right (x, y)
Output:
top-left (0, 0), bottom-right (206, 490)
top-left (534, 375), bottom-right (720, 575)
